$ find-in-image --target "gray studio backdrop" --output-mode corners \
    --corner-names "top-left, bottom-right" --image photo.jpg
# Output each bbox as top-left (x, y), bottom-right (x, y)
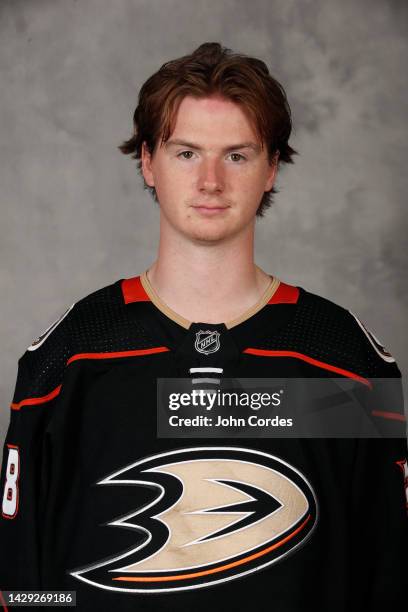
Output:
top-left (1, 0), bottom-right (407, 464)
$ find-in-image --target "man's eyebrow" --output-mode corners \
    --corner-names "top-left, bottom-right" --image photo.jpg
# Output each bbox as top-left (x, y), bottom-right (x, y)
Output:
top-left (164, 139), bottom-right (262, 153)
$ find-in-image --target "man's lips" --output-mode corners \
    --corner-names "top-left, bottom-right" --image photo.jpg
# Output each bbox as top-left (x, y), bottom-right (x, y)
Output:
top-left (192, 204), bottom-right (230, 214)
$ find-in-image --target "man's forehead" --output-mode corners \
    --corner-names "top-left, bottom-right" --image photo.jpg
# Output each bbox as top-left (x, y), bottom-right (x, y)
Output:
top-left (161, 95), bottom-right (263, 151)
top-left (177, 94), bottom-right (242, 113)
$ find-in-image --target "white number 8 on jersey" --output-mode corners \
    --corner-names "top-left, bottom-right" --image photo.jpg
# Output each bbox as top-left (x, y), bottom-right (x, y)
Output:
top-left (2, 445), bottom-right (20, 519)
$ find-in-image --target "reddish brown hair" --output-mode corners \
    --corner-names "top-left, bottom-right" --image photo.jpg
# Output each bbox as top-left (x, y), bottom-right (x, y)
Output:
top-left (119, 42), bottom-right (297, 217)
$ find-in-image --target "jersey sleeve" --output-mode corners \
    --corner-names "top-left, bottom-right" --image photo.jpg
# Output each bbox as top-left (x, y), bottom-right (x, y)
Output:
top-left (347, 313), bottom-right (408, 605)
top-left (0, 305), bottom-right (74, 590)
top-left (349, 437), bottom-right (408, 606)
top-left (356, 316), bottom-right (406, 437)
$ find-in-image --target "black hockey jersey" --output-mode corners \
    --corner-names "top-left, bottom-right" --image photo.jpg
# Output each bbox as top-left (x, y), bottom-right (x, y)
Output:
top-left (1, 272), bottom-right (407, 611)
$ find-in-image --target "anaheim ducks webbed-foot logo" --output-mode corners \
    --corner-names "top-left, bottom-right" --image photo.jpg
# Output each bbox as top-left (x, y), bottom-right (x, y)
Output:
top-left (70, 447), bottom-right (318, 593)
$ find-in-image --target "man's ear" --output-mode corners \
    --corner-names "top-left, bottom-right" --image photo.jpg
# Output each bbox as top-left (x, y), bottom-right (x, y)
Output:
top-left (141, 141), bottom-right (155, 187)
top-left (265, 150), bottom-right (280, 192)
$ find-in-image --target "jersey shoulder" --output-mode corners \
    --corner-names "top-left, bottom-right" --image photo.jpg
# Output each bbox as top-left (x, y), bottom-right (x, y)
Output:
top-left (290, 285), bottom-right (400, 378)
top-left (12, 276), bottom-right (157, 408)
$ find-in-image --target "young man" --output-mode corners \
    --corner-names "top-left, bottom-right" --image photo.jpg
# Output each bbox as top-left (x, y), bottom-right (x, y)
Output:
top-left (1, 43), bottom-right (407, 611)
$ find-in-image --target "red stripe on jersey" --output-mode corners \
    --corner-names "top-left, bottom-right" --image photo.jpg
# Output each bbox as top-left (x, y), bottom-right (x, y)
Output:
top-left (121, 276), bottom-right (150, 304)
top-left (66, 347), bottom-right (170, 365)
top-left (11, 385), bottom-right (62, 411)
top-left (268, 282), bottom-right (299, 304)
top-left (372, 410), bottom-right (406, 422)
top-left (10, 347), bottom-right (170, 410)
top-left (0, 590), bottom-right (9, 612)
top-left (242, 348), bottom-right (371, 387)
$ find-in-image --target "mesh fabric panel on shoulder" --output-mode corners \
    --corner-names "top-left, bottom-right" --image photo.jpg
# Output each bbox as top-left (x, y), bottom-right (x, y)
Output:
top-left (70, 280), bottom-right (159, 354)
top-left (12, 280), bottom-right (160, 405)
top-left (254, 289), bottom-right (399, 378)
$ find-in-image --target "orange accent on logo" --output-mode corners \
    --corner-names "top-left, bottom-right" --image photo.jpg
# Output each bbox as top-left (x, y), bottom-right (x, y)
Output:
top-left (268, 283), bottom-right (299, 305)
top-left (113, 514), bottom-right (312, 583)
top-left (121, 277), bottom-right (150, 304)
top-left (242, 348), bottom-right (371, 387)
top-left (372, 410), bottom-right (406, 422)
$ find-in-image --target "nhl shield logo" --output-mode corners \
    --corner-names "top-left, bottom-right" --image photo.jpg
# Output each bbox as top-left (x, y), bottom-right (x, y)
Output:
top-left (195, 330), bottom-right (220, 355)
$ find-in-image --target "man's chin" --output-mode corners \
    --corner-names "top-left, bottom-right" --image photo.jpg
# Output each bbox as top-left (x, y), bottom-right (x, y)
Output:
top-left (187, 227), bottom-right (234, 245)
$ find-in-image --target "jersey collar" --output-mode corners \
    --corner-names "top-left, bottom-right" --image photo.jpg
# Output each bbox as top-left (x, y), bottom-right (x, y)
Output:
top-left (121, 270), bottom-right (299, 330)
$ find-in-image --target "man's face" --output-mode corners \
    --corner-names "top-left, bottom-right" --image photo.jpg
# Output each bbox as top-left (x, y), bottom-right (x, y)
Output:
top-left (141, 95), bottom-right (278, 244)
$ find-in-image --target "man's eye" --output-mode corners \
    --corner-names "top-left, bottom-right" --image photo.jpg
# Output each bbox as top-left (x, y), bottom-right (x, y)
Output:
top-left (229, 153), bottom-right (246, 162)
top-left (177, 151), bottom-right (195, 160)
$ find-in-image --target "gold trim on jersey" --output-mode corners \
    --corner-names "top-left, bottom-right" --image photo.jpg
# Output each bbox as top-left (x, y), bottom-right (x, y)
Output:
top-left (140, 269), bottom-right (280, 330)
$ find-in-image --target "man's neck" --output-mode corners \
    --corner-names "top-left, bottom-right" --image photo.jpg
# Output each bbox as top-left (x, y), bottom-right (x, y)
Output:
top-left (146, 223), bottom-right (272, 325)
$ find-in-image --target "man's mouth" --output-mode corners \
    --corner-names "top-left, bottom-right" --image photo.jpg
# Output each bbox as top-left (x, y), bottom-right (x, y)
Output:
top-left (192, 204), bottom-right (230, 215)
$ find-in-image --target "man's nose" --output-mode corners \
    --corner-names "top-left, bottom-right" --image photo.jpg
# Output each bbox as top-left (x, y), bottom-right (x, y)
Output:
top-left (197, 158), bottom-right (224, 193)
